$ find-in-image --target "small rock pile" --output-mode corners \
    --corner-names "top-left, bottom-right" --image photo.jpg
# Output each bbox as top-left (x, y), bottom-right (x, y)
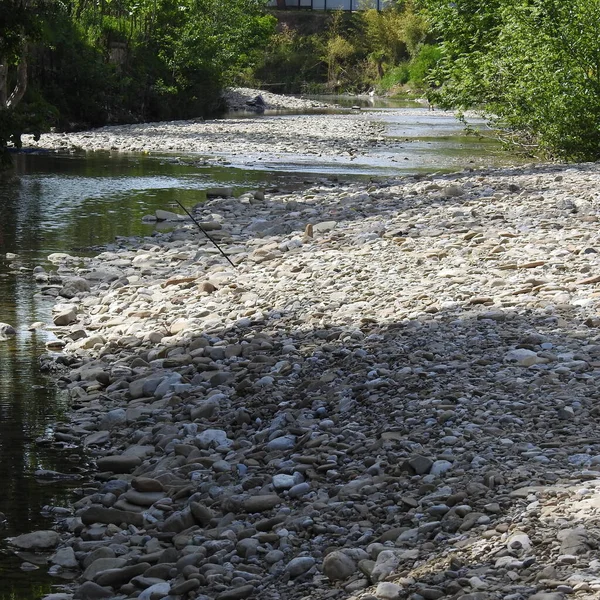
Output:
top-left (15, 163), bottom-right (600, 600)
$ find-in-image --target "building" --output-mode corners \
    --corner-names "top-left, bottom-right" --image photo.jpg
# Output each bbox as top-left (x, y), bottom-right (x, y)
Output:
top-left (268, 0), bottom-right (392, 10)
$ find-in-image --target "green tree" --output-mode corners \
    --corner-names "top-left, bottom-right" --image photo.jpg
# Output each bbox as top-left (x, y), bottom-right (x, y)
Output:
top-left (0, 0), bottom-right (276, 164)
top-left (423, 0), bottom-right (600, 160)
top-left (0, 0), bottom-right (56, 164)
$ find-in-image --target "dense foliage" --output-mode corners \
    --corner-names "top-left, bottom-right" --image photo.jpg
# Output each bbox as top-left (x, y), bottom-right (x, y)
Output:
top-left (0, 0), bottom-right (276, 163)
top-left (422, 0), bottom-right (600, 160)
top-left (253, 3), bottom-right (432, 94)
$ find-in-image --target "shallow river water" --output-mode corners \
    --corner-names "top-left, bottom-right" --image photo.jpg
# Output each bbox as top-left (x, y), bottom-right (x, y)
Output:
top-left (0, 100), bottom-right (521, 599)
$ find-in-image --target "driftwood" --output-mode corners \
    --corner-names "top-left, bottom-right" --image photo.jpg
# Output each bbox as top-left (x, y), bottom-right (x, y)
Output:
top-left (173, 199), bottom-right (236, 269)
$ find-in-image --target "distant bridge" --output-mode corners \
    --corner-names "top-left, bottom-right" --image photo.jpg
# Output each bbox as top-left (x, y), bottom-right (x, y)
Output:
top-left (268, 0), bottom-right (392, 10)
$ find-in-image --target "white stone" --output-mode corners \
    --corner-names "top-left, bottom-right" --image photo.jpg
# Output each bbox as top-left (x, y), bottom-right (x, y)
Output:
top-left (376, 582), bottom-right (403, 599)
top-left (272, 474), bottom-right (296, 491)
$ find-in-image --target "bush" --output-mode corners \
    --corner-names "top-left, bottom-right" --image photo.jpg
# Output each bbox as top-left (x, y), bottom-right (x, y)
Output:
top-left (423, 0), bottom-right (600, 160)
top-left (408, 44), bottom-right (441, 86)
top-left (380, 64), bottom-right (411, 90)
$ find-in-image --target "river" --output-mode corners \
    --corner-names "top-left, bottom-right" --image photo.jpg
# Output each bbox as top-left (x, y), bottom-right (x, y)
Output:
top-left (0, 99), bottom-right (520, 599)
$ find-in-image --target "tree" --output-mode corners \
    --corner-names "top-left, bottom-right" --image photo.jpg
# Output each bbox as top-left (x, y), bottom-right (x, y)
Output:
top-left (0, 0), bottom-right (276, 163)
top-left (422, 0), bottom-right (600, 160)
top-left (0, 0), bottom-right (57, 165)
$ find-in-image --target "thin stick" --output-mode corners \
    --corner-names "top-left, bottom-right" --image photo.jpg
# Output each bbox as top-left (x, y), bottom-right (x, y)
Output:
top-left (173, 199), bottom-right (236, 269)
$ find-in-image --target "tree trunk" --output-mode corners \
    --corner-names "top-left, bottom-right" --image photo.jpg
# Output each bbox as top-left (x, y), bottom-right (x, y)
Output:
top-left (6, 49), bottom-right (28, 109)
top-left (0, 40), bottom-right (28, 110)
top-left (0, 60), bottom-right (7, 107)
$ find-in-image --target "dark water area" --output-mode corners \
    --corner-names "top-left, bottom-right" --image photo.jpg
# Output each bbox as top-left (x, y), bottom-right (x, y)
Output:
top-left (0, 101), bottom-right (522, 599)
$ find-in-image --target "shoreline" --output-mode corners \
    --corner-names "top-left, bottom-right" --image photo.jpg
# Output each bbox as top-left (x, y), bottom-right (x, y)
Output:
top-left (15, 161), bottom-right (600, 600)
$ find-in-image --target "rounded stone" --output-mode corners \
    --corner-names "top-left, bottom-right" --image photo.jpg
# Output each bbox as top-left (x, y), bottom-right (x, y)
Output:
top-left (322, 550), bottom-right (357, 581)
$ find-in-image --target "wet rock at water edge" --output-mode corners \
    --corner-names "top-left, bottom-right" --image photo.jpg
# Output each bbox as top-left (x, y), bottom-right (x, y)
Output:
top-left (10, 530), bottom-right (60, 550)
top-left (0, 323), bottom-right (17, 336)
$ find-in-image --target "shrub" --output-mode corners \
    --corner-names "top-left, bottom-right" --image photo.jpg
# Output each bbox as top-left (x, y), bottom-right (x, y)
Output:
top-left (423, 0), bottom-right (600, 160)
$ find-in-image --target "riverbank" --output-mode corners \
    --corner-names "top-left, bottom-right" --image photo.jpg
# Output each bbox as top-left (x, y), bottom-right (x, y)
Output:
top-left (15, 162), bottom-right (600, 600)
top-left (18, 89), bottom-right (499, 176)
top-left (21, 111), bottom-right (386, 164)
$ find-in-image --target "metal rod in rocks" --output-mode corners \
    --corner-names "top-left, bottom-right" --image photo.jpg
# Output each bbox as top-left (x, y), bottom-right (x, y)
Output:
top-left (172, 198), bottom-right (236, 269)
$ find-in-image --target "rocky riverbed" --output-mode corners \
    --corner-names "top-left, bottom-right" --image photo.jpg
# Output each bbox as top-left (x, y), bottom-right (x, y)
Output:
top-left (10, 162), bottom-right (600, 600)
top-left (21, 112), bottom-right (386, 164)
top-left (18, 87), bottom-right (391, 165)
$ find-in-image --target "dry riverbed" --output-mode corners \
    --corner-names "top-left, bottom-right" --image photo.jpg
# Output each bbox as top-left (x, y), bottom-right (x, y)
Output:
top-left (8, 161), bottom-right (600, 600)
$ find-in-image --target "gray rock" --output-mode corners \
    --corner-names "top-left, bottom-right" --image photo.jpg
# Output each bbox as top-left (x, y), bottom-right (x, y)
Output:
top-left (313, 220), bottom-right (337, 233)
top-left (407, 455), bottom-right (433, 475)
top-left (272, 474), bottom-right (296, 491)
top-left (0, 323), bottom-right (16, 336)
top-left (83, 557), bottom-right (127, 581)
top-left (190, 501), bottom-right (214, 526)
top-left (196, 428), bottom-right (232, 449)
top-left (322, 550), bottom-right (357, 581)
top-left (285, 556), bottom-right (315, 577)
top-left (129, 375), bottom-right (163, 399)
top-left (155, 209), bottom-right (185, 221)
top-left (98, 409), bottom-right (126, 430)
top-left (266, 435), bottom-right (295, 451)
top-left (430, 460), bottom-right (453, 476)
top-left (53, 306), bottom-right (78, 326)
top-left (59, 277), bottom-right (90, 298)
top-left (50, 547), bottom-right (78, 569)
top-left (376, 582), bottom-right (403, 600)
top-left (140, 582), bottom-right (171, 600)
top-left (371, 550), bottom-right (401, 583)
top-left (170, 579), bottom-right (200, 595)
top-left (161, 507), bottom-right (196, 533)
top-left (288, 482), bottom-right (311, 497)
top-left (236, 538), bottom-right (259, 559)
top-left (96, 455), bottom-right (141, 473)
top-left (94, 562), bottom-right (150, 587)
top-left (132, 477), bottom-right (164, 493)
top-left (80, 506), bottom-right (144, 527)
top-left (215, 586), bottom-right (255, 600)
top-left (243, 495), bottom-right (282, 513)
top-left (206, 187), bottom-right (234, 198)
top-left (504, 348), bottom-right (545, 366)
top-left (83, 431), bottom-right (110, 446)
top-left (82, 548), bottom-right (115, 569)
top-left (11, 530), bottom-right (60, 550)
top-left (123, 489), bottom-right (165, 507)
top-left (559, 527), bottom-right (590, 555)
